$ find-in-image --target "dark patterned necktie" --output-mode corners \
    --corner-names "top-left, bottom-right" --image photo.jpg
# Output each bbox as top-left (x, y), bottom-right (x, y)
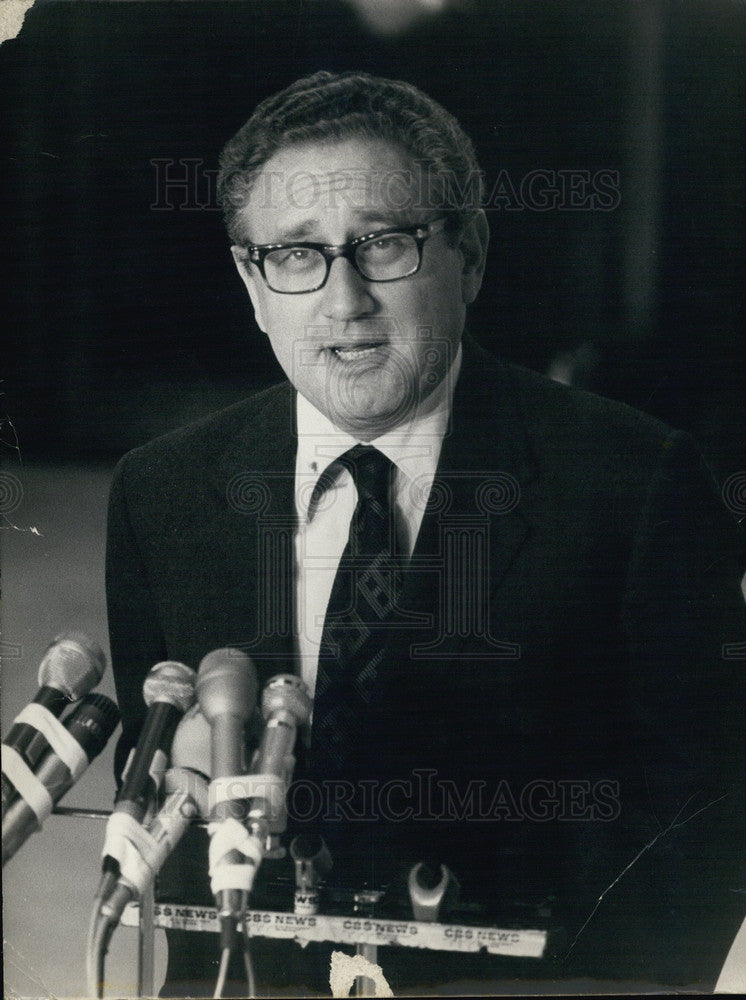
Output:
top-left (309, 444), bottom-right (403, 776)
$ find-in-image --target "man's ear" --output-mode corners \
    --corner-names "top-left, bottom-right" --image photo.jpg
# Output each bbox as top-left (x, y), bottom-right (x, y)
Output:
top-left (458, 209), bottom-right (490, 305)
top-left (230, 245), bottom-right (268, 332)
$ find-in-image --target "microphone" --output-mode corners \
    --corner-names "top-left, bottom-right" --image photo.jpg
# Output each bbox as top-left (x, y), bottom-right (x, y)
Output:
top-left (2, 693), bottom-right (120, 866)
top-left (290, 833), bottom-right (333, 915)
top-left (196, 647), bottom-right (257, 950)
top-left (97, 660), bottom-right (196, 901)
top-left (407, 862), bottom-right (460, 922)
top-left (169, 701), bottom-right (265, 779)
top-left (2, 632), bottom-right (106, 810)
top-left (110, 703), bottom-right (213, 910)
top-left (248, 674), bottom-right (312, 851)
top-left (98, 766), bottom-right (209, 926)
top-left (116, 660), bottom-right (197, 818)
top-left (196, 648), bottom-right (256, 778)
top-left (86, 708), bottom-right (211, 997)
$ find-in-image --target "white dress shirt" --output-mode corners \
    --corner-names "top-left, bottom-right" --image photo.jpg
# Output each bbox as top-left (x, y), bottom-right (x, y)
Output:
top-left (293, 346), bottom-right (462, 698)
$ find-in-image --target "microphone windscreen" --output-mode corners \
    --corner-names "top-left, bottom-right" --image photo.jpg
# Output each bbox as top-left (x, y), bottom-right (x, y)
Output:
top-left (195, 648), bottom-right (257, 724)
top-left (143, 661), bottom-right (197, 713)
top-left (261, 674), bottom-right (312, 725)
top-left (38, 632), bottom-right (107, 699)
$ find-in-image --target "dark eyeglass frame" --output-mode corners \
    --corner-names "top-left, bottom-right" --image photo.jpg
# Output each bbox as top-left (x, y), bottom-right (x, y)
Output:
top-left (237, 216), bottom-right (449, 294)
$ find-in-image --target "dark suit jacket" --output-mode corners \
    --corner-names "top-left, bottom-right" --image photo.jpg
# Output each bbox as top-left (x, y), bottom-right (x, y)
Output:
top-left (106, 338), bottom-right (746, 991)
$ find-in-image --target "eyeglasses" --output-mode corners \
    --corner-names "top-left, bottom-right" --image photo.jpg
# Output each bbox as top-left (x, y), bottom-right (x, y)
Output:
top-left (237, 216), bottom-right (448, 294)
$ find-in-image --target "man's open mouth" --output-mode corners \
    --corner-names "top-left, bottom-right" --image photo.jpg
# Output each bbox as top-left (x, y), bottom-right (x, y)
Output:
top-left (329, 343), bottom-right (385, 360)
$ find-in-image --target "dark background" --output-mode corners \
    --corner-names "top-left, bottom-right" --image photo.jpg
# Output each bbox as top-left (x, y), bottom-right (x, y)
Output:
top-left (2, 0), bottom-right (744, 481)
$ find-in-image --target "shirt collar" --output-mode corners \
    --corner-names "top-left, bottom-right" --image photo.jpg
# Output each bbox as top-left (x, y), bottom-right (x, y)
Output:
top-left (295, 344), bottom-right (462, 522)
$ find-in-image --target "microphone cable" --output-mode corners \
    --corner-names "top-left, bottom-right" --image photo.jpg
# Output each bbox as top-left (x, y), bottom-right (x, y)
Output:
top-left (242, 919), bottom-right (258, 999)
top-left (86, 905), bottom-right (117, 1000)
top-left (212, 923), bottom-right (257, 999)
top-left (213, 945), bottom-right (231, 1000)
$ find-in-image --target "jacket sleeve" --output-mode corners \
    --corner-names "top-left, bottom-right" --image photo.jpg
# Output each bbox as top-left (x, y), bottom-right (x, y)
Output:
top-left (106, 453), bottom-right (168, 784)
top-left (565, 429), bottom-right (746, 984)
top-left (621, 429), bottom-right (746, 798)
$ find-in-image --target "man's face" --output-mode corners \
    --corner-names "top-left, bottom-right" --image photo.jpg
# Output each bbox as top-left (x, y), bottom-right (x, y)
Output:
top-left (231, 137), bottom-right (488, 439)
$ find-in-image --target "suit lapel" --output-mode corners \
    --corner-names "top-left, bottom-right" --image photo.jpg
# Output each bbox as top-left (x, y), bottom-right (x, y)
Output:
top-left (364, 339), bottom-right (540, 776)
top-left (208, 382), bottom-right (298, 687)
top-left (398, 338), bottom-right (537, 660)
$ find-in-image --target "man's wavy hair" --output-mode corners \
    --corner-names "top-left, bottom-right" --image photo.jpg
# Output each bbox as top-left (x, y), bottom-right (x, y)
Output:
top-left (218, 70), bottom-right (484, 243)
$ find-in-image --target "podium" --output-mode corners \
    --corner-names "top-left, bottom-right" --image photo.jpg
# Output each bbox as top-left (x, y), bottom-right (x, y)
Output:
top-left (38, 808), bottom-right (746, 995)
top-left (52, 806), bottom-right (550, 996)
top-left (120, 897), bottom-right (547, 997)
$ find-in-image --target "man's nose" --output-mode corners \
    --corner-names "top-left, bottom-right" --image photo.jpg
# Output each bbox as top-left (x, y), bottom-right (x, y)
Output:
top-left (320, 257), bottom-right (375, 320)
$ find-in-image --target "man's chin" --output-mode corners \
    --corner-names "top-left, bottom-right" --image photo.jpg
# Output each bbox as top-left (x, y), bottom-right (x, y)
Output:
top-left (323, 398), bottom-right (415, 439)
top-left (319, 368), bottom-right (419, 437)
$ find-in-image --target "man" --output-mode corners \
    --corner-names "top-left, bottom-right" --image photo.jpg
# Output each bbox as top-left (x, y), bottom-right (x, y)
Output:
top-left (107, 71), bottom-right (746, 994)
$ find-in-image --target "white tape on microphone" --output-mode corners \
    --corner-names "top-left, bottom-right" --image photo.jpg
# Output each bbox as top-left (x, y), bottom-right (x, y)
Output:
top-left (1, 745), bottom-right (54, 823)
top-left (13, 703), bottom-right (88, 780)
top-left (207, 817), bottom-right (263, 895)
top-left (102, 811), bottom-right (161, 896)
top-left (101, 774), bottom-right (205, 897)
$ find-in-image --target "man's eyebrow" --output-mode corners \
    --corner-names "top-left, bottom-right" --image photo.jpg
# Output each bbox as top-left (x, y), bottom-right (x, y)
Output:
top-left (261, 213), bottom-right (425, 246)
top-left (265, 220), bottom-right (322, 243)
top-left (354, 211), bottom-right (420, 230)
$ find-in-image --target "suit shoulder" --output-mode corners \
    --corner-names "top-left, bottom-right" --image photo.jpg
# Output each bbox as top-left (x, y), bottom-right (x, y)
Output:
top-left (112, 380), bottom-right (292, 483)
top-left (502, 360), bottom-right (673, 452)
top-left (462, 339), bottom-right (684, 488)
top-left (467, 337), bottom-right (671, 447)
